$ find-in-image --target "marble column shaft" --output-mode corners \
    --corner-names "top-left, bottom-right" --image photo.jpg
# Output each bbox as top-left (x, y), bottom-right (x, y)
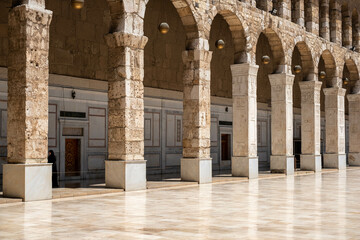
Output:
top-left (104, 32), bottom-right (148, 190)
top-left (299, 81), bottom-right (322, 171)
top-left (4, 3), bottom-right (53, 201)
top-left (181, 49), bottom-right (212, 183)
top-left (347, 94), bottom-right (360, 165)
top-left (231, 63), bottom-right (259, 178)
top-left (269, 73), bottom-right (295, 174)
top-left (323, 87), bottom-right (346, 169)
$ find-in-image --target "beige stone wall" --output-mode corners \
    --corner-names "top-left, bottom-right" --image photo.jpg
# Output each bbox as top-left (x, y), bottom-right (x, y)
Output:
top-left (144, 0), bottom-right (186, 92)
top-left (46, 0), bottom-right (111, 80)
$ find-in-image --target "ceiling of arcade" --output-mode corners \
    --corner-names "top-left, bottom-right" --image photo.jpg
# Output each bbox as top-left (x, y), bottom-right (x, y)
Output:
top-left (0, 0), bottom-right (359, 107)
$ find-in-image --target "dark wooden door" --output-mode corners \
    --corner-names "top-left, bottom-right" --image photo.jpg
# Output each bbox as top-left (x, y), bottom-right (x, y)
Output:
top-left (65, 139), bottom-right (81, 176)
top-left (221, 134), bottom-right (231, 161)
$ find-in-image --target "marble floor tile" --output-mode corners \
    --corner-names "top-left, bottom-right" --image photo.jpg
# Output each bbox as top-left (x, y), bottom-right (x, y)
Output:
top-left (1, 169), bottom-right (360, 239)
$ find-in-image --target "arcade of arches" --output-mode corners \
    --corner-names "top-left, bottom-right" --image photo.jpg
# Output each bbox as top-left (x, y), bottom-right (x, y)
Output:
top-left (1, 0), bottom-right (360, 201)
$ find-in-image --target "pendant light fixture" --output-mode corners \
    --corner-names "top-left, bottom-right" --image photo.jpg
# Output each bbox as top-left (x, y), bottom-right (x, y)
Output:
top-left (294, 65), bottom-right (302, 74)
top-left (262, 55), bottom-right (270, 65)
top-left (343, 77), bottom-right (350, 85)
top-left (158, 0), bottom-right (169, 34)
top-left (71, 0), bottom-right (84, 9)
top-left (319, 71), bottom-right (326, 79)
top-left (215, 39), bottom-right (225, 50)
top-left (158, 22), bottom-right (170, 34)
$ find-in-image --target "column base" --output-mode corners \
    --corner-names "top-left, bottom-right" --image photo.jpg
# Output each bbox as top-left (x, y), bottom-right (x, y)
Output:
top-left (231, 156), bottom-right (258, 179)
top-left (300, 155), bottom-right (322, 172)
top-left (348, 153), bottom-right (360, 166)
top-left (270, 155), bottom-right (294, 175)
top-left (3, 163), bottom-right (52, 202)
top-left (323, 154), bottom-right (346, 169)
top-left (105, 160), bottom-right (147, 191)
top-left (181, 158), bottom-right (212, 184)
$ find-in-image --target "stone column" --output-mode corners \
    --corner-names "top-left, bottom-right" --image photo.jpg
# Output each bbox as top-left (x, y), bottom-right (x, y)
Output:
top-left (304, 0), bottom-right (319, 34)
top-left (278, 0), bottom-right (291, 21)
top-left (269, 73), bottom-right (295, 174)
top-left (3, 2), bottom-right (52, 201)
top-left (292, 0), bottom-right (305, 27)
top-left (342, 14), bottom-right (352, 48)
top-left (299, 81), bottom-right (322, 171)
top-left (105, 32), bottom-right (148, 191)
top-left (320, 0), bottom-right (330, 40)
top-left (330, 0), bottom-right (342, 44)
top-left (347, 94), bottom-right (360, 165)
top-left (231, 63), bottom-right (259, 179)
top-left (258, 0), bottom-right (273, 12)
top-left (323, 87), bottom-right (346, 169)
top-left (181, 49), bottom-right (212, 184)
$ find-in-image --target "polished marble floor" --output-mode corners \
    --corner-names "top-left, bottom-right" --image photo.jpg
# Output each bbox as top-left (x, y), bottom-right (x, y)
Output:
top-left (1, 169), bottom-right (360, 239)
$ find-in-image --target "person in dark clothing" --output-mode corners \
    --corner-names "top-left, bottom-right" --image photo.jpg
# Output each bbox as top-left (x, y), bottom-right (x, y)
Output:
top-left (48, 150), bottom-right (59, 188)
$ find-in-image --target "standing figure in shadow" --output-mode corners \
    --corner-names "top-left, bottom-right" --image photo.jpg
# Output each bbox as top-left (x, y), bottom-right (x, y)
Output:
top-left (48, 150), bottom-right (59, 188)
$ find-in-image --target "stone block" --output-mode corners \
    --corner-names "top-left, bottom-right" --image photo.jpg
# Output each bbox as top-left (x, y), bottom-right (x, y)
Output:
top-left (3, 163), bottom-right (52, 201)
top-left (323, 154), bottom-right (346, 170)
top-left (300, 154), bottom-right (322, 172)
top-left (232, 156), bottom-right (258, 179)
top-left (105, 160), bottom-right (146, 191)
top-left (348, 153), bottom-right (360, 166)
top-left (270, 155), bottom-right (294, 175)
top-left (181, 158), bottom-right (212, 184)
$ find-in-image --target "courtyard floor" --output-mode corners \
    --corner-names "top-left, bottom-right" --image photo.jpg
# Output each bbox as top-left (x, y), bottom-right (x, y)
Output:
top-left (1, 169), bottom-right (360, 239)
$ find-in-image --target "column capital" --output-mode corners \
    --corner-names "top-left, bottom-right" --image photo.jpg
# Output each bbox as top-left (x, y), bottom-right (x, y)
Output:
top-left (268, 73), bottom-right (295, 86)
top-left (299, 80), bottom-right (322, 91)
top-left (347, 93), bottom-right (360, 102)
top-left (230, 63), bottom-right (259, 78)
top-left (9, 4), bottom-right (52, 25)
top-left (323, 87), bottom-right (346, 96)
top-left (182, 49), bottom-right (212, 64)
top-left (105, 32), bottom-right (148, 49)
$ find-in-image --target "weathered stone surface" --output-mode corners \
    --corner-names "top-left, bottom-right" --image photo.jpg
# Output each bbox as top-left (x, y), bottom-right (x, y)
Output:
top-left (7, 5), bottom-right (52, 164)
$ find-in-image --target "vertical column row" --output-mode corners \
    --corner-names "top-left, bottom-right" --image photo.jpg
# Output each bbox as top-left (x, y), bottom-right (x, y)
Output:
top-left (181, 49), bottom-right (213, 184)
top-left (347, 94), bottom-right (360, 166)
top-left (231, 63), bottom-right (259, 179)
top-left (323, 86), bottom-right (346, 169)
top-left (299, 81), bottom-right (322, 171)
top-left (3, 3), bottom-right (53, 201)
top-left (105, 32), bottom-right (148, 191)
top-left (269, 73), bottom-right (295, 175)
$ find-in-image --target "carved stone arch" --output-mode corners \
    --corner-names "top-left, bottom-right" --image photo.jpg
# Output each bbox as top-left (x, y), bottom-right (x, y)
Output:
top-left (318, 49), bottom-right (337, 87)
top-left (254, 27), bottom-right (286, 73)
top-left (291, 41), bottom-right (315, 81)
top-left (207, 4), bottom-right (248, 63)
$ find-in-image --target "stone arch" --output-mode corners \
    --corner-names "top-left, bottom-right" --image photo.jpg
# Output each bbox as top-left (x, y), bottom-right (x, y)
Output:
top-left (145, 0), bottom-right (200, 47)
top-left (292, 41), bottom-right (315, 108)
top-left (292, 41), bottom-right (315, 81)
top-left (343, 58), bottom-right (360, 89)
top-left (143, 0), bottom-right (187, 92)
top-left (318, 50), bottom-right (337, 87)
top-left (255, 28), bottom-right (285, 73)
top-left (352, 9), bottom-right (359, 50)
top-left (207, 8), bottom-right (248, 63)
top-left (341, 3), bottom-right (352, 48)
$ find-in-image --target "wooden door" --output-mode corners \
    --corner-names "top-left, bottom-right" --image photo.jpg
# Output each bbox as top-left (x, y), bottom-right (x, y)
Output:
top-left (65, 139), bottom-right (81, 176)
top-left (221, 134), bottom-right (231, 161)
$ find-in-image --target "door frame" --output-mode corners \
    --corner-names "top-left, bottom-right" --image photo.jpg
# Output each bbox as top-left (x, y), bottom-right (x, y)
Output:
top-left (219, 127), bottom-right (232, 168)
top-left (59, 119), bottom-right (88, 181)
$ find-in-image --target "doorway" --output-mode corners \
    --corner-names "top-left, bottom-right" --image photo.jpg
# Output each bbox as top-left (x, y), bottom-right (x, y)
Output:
top-left (221, 134), bottom-right (231, 161)
top-left (65, 138), bottom-right (81, 177)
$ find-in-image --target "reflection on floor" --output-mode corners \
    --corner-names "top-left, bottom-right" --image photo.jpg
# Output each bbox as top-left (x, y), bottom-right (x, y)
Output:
top-left (1, 168), bottom-right (360, 239)
top-left (0, 168), bottom-right (351, 204)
